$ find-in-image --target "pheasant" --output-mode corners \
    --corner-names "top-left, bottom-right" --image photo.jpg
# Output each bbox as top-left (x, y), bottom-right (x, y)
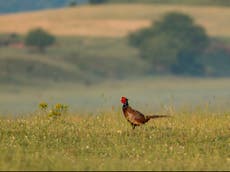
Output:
top-left (121, 96), bottom-right (169, 129)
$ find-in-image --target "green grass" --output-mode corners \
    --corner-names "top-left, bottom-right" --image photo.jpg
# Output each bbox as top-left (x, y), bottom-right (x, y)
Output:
top-left (0, 109), bottom-right (229, 170)
top-left (0, 36), bottom-right (148, 84)
top-left (1, 35), bottom-right (230, 85)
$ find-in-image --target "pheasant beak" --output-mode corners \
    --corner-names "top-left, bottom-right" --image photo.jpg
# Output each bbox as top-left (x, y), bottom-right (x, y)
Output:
top-left (121, 97), bottom-right (128, 104)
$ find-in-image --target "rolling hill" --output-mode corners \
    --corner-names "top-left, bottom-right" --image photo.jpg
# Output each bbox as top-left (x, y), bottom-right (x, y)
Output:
top-left (0, 4), bottom-right (230, 86)
top-left (0, 4), bottom-right (230, 37)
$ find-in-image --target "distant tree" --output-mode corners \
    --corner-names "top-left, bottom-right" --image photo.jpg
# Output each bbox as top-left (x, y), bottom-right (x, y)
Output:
top-left (171, 51), bottom-right (205, 76)
top-left (129, 12), bottom-right (210, 75)
top-left (89, 0), bottom-right (107, 4)
top-left (68, 0), bottom-right (77, 7)
top-left (25, 28), bottom-right (55, 52)
top-left (201, 42), bottom-right (230, 76)
top-left (0, 33), bottom-right (20, 47)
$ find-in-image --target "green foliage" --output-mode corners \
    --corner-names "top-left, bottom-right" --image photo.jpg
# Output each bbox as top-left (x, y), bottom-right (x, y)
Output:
top-left (129, 12), bottom-right (209, 75)
top-left (0, 110), bottom-right (229, 170)
top-left (25, 28), bottom-right (56, 52)
top-left (171, 51), bottom-right (205, 76)
top-left (201, 43), bottom-right (230, 77)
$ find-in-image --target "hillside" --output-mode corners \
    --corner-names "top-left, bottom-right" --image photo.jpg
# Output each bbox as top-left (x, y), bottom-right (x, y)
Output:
top-left (0, 4), bottom-right (230, 86)
top-left (0, 4), bottom-right (230, 37)
top-left (0, 36), bottom-right (149, 85)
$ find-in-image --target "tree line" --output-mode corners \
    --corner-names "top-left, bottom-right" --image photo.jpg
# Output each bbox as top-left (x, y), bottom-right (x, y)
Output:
top-left (0, 12), bottom-right (229, 77)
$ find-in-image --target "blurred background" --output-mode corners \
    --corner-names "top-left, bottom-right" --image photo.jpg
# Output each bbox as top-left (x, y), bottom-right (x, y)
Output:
top-left (0, 0), bottom-right (230, 115)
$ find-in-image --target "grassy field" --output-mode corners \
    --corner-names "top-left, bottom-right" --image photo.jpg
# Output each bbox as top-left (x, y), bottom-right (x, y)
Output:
top-left (0, 4), bottom-right (230, 37)
top-left (0, 3), bottom-right (229, 170)
top-left (0, 108), bottom-right (229, 170)
top-left (0, 36), bottom-right (148, 84)
top-left (1, 35), bottom-right (230, 85)
top-left (1, 77), bottom-right (230, 170)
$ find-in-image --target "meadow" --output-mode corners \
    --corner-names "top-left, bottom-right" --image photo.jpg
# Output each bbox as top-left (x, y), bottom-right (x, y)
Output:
top-left (0, 3), bottom-right (230, 170)
top-left (0, 106), bottom-right (229, 170)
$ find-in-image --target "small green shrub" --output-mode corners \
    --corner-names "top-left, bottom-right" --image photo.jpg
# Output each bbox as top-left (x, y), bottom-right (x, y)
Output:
top-left (38, 102), bottom-right (68, 118)
top-left (25, 28), bottom-right (55, 52)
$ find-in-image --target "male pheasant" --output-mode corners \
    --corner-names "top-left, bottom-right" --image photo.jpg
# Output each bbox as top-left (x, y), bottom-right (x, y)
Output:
top-left (121, 96), bottom-right (169, 129)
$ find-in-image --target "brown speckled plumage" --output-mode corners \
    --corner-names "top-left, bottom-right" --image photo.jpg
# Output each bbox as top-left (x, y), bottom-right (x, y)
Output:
top-left (121, 97), bottom-right (170, 129)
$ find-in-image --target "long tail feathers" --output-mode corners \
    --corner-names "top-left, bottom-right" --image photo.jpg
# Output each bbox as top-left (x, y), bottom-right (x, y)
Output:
top-left (146, 115), bottom-right (171, 120)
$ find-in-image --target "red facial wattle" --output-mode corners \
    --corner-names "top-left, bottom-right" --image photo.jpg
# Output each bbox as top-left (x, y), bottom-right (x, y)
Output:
top-left (121, 97), bottom-right (127, 104)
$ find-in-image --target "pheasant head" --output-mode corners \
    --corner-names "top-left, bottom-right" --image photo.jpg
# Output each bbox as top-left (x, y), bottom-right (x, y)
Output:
top-left (121, 96), bottom-right (128, 104)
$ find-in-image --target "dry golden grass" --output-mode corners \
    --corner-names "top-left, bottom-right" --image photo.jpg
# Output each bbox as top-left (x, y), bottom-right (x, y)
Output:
top-left (0, 4), bottom-right (229, 37)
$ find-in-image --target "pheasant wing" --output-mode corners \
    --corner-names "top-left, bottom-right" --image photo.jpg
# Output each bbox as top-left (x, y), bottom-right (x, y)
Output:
top-left (126, 107), bottom-right (146, 125)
